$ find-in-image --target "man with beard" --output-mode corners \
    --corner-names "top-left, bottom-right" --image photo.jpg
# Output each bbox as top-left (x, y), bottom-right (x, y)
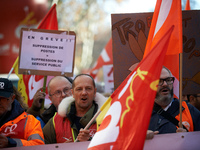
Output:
top-left (148, 67), bottom-right (200, 134)
top-left (0, 78), bottom-right (44, 148)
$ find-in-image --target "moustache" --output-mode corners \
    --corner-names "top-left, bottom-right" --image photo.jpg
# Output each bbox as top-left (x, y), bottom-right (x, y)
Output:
top-left (159, 87), bottom-right (170, 92)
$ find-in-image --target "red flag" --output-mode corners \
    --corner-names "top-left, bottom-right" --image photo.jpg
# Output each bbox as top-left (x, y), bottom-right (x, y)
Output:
top-left (37, 4), bottom-right (58, 30)
top-left (89, 38), bottom-right (112, 79)
top-left (88, 26), bottom-right (174, 150)
top-left (16, 4), bottom-right (58, 106)
top-left (185, 0), bottom-right (191, 10)
top-left (143, 0), bottom-right (182, 98)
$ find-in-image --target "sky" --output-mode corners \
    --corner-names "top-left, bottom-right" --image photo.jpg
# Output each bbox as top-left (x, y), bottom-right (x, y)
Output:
top-left (103, 0), bottom-right (156, 27)
top-left (111, 0), bottom-right (157, 13)
top-left (111, 0), bottom-right (200, 14)
top-left (103, 0), bottom-right (200, 27)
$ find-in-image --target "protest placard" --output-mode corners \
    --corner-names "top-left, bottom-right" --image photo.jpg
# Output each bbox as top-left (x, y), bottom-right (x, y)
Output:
top-left (19, 28), bottom-right (76, 76)
top-left (112, 10), bottom-right (200, 95)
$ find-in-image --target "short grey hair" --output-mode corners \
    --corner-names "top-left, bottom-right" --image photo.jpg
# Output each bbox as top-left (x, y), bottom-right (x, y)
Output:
top-left (163, 66), bottom-right (172, 77)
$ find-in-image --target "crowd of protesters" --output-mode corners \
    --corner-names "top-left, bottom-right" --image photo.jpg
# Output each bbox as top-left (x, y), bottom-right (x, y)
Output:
top-left (0, 68), bottom-right (200, 148)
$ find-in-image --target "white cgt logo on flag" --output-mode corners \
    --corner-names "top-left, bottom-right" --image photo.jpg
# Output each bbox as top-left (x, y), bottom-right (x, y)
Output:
top-left (0, 82), bottom-right (5, 89)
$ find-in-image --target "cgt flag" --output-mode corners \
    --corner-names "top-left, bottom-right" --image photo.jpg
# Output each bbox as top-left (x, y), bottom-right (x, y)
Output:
top-left (143, 0), bottom-right (182, 98)
top-left (13, 4), bottom-right (58, 106)
top-left (89, 38), bottom-right (113, 79)
top-left (88, 26), bottom-right (174, 150)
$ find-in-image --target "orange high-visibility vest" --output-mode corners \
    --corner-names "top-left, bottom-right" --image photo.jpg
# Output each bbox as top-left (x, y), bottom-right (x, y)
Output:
top-left (175, 101), bottom-right (194, 131)
top-left (0, 112), bottom-right (44, 146)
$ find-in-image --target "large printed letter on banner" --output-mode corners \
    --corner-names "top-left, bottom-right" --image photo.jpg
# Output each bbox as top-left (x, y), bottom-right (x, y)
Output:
top-left (88, 26), bottom-right (174, 150)
top-left (143, 0), bottom-right (182, 98)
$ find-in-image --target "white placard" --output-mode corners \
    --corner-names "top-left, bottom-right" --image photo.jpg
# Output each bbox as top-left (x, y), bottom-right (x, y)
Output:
top-left (19, 29), bottom-right (76, 76)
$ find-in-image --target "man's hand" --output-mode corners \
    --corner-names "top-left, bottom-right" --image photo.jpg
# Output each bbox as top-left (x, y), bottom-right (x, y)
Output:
top-left (77, 128), bottom-right (90, 142)
top-left (176, 128), bottom-right (187, 133)
top-left (32, 88), bottom-right (46, 109)
top-left (63, 137), bottom-right (73, 143)
top-left (27, 88), bottom-right (46, 116)
top-left (177, 122), bottom-right (187, 133)
top-left (146, 130), bottom-right (159, 140)
top-left (0, 134), bottom-right (8, 148)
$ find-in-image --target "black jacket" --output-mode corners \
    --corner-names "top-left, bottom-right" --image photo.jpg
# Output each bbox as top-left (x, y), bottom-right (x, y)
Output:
top-left (148, 98), bottom-right (200, 134)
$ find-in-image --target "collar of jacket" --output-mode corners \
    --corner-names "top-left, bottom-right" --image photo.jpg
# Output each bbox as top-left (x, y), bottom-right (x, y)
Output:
top-left (167, 98), bottom-right (185, 116)
top-left (39, 104), bottom-right (57, 124)
top-left (67, 101), bottom-right (97, 127)
top-left (153, 98), bottom-right (185, 117)
top-left (58, 92), bottom-right (107, 118)
top-left (0, 99), bottom-right (24, 127)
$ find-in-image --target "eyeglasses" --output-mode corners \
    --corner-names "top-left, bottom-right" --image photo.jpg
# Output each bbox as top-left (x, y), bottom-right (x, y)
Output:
top-left (49, 87), bottom-right (71, 98)
top-left (158, 77), bottom-right (175, 86)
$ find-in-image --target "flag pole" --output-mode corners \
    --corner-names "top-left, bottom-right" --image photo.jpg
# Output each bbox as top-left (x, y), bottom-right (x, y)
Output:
top-left (74, 96), bottom-right (112, 142)
top-left (179, 53), bottom-right (183, 128)
top-left (74, 109), bottom-right (102, 142)
top-left (7, 57), bottom-right (19, 78)
top-left (7, 67), bottom-right (14, 79)
top-left (41, 75), bottom-right (47, 110)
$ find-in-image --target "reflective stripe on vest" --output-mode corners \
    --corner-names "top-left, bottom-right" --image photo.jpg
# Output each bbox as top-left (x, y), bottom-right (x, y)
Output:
top-left (175, 101), bottom-right (194, 131)
top-left (0, 112), bottom-right (44, 146)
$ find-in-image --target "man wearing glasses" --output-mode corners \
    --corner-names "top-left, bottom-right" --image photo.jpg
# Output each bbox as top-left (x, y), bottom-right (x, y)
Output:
top-left (43, 74), bottom-right (107, 144)
top-left (27, 76), bottom-right (73, 128)
top-left (0, 78), bottom-right (44, 148)
top-left (148, 67), bottom-right (200, 134)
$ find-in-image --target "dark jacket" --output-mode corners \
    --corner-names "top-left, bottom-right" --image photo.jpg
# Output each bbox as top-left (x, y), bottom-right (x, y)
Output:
top-left (39, 104), bottom-right (57, 124)
top-left (36, 104), bottom-right (57, 128)
top-left (148, 98), bottom-right (200, 134)
top-left (0, 99), bottom-right (24, 127)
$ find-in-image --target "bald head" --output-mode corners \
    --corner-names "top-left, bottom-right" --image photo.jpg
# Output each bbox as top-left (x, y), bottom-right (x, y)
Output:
top-left (48, 76), bottom-right (72, 94)
top-left (72, 74), bottom-right (95, 89)
top-left (48, 76), bottom-right (72, 110)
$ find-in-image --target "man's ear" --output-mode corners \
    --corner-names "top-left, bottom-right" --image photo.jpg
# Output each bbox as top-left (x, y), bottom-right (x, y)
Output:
top-left (11, 94), bottom-right (15, 103)
top-left (189, 95), bottom-right (195, 103)
top-left (94, 88), bottom-right (97, 96)
top-left (48, 95), bottom-right (52, 102)
top-left (71, 89), bottom-right (75, 98)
